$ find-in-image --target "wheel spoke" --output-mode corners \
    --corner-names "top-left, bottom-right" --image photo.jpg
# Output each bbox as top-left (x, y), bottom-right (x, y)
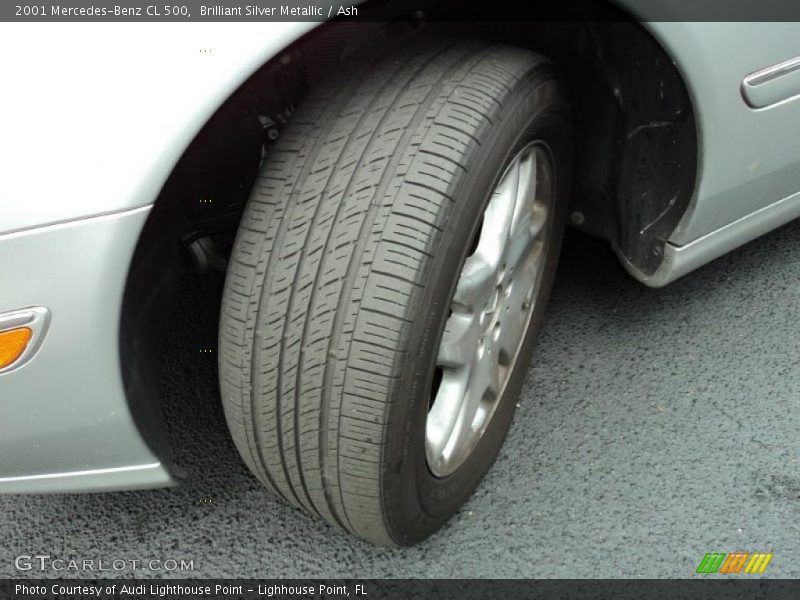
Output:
top-left (503, 223), bottom-right (536, 277)
top-left (452, 349), bottom-right (500, 449)
top-left (510, 146), bottom-right (538, 236)
top-left (437, 312), bottom-right (480, 369)
top-left (426, 366), bottom-right (470, 466)
top-left (496, 242), bottom-right (543, 360)
top-left (451, 254), bottom-right (496, 312)
top-left (474, 159), bottom-right (519, 271)
top-left (428, 349), bottom-right (501, 473)
top-left (470, 347), bottom-right (500, 403)
top-left (504, 148), bottom-right (547, 271)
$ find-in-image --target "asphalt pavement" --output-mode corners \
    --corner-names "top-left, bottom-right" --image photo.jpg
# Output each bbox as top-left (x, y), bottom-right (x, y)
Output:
top-left (1, 221), bottom-right (798, 579)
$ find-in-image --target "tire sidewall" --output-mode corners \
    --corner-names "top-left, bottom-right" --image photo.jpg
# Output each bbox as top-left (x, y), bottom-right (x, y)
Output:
top-left (382, 70), bottom-right (572, 545)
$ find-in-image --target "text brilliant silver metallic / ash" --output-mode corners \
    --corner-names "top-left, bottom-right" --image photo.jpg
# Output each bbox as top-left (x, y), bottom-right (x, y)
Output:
top-left (199, 5), bottom-right (326, 17)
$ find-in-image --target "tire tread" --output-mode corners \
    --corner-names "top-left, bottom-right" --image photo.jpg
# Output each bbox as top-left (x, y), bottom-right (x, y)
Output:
top-left (219, 38), bottom-right (550, 543)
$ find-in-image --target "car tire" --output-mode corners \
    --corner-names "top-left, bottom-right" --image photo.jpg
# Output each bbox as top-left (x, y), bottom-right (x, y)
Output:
top-left (219, 37), bottom-right (571, 545)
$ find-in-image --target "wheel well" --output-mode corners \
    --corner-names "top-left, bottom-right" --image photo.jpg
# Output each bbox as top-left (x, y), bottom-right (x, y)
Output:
top-left (120, 3), bottom-right (697, 466)
top-left (434, 18), bottom-right (696, 275)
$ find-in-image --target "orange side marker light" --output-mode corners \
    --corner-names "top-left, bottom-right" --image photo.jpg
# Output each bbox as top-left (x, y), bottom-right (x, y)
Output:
top-left (0, 327), bottom-right (33, 369)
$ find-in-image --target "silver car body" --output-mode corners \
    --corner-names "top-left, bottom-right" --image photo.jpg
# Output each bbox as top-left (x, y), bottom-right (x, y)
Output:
top-left (0, 17), bottom-right (798, 491)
